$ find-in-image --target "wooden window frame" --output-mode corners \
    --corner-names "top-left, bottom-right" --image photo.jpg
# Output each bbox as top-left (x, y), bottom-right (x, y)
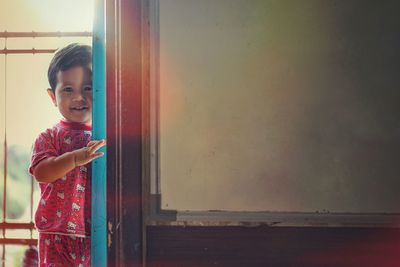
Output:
top-left (143, 0), bottom-right (400, 228)
top-left (105, 1), bottom-right (400, 266)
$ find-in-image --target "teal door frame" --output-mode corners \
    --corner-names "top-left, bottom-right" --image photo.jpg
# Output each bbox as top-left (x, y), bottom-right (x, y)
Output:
top-left (91, 0), bottom-right (107, 265)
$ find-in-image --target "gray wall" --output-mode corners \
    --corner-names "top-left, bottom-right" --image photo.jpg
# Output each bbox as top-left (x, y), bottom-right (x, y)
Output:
top-left (158, 0), bottom-right (400, 213)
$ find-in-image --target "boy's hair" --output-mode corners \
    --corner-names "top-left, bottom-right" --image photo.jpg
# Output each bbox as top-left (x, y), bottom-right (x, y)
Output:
top-left (48, 43), bottom-right (92, 91)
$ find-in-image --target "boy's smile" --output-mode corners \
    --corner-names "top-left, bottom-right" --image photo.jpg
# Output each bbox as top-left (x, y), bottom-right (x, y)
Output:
top-left (70, 105), bottom-right (89, 112)
top-left (47, 65), bottom-right (93, 124)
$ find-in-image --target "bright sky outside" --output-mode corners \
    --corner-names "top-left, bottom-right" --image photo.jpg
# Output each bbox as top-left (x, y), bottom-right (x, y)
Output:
top-left (0, 0), bottom-right (94, 149)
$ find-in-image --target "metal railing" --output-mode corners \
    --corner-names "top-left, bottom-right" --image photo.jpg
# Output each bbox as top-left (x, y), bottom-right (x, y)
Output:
top-left (0, 31), bottom-right (92, 266)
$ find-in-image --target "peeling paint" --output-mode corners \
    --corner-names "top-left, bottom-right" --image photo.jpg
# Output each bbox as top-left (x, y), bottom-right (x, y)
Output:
top-left (107, 221), bottom-right (113, 248)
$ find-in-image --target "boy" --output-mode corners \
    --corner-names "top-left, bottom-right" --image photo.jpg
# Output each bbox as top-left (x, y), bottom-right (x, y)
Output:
top-left (29, 43), bottom-right (105, 266)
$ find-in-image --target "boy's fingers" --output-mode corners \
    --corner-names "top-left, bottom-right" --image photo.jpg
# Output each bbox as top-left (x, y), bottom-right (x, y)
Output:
top-left (88, 139), bottom-right (103, 146)
top-left (87, 140), bottom-right (104, 148)
top-left (91, 152), bottom-right (105, 160)
top-left (93, 140), bottom-right (106, 151)
top-left (87, 140), bottom-right (97, 147)
top-left (87, 140), bottom-right (106, 154)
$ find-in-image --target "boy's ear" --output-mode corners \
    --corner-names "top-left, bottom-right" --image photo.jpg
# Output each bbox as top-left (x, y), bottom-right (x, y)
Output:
top-left (47, 88), bottom-right (57, 106)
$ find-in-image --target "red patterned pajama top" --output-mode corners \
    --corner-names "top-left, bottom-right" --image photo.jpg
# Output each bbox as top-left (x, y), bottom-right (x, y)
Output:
top-left (29, 119), bottom-right (92, 237)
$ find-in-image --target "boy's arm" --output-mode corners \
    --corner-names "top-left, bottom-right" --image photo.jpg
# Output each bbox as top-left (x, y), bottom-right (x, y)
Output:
top-left (33, 139), bottom-right (106, 183)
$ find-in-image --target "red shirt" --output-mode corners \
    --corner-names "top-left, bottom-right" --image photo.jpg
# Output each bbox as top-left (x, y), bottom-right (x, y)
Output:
top-left (29, 120), bottom-right (92, 237)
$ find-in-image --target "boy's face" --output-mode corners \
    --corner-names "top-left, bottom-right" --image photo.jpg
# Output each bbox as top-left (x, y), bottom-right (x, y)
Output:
top-left (47, 65), bottom-right (92, 124)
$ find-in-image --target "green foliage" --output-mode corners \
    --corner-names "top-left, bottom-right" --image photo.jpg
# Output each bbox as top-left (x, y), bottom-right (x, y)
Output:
top-left (12, 247), bottom-right (26, 267)
top-left (3, 145), bottom-right (32, 182)
top-left (0, 145), bottom-right (33, 219)
top-left (0, 178), bottom-right (30, 219)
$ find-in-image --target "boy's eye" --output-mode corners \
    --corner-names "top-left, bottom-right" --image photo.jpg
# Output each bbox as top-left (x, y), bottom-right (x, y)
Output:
top-left (63, 87), bottom-right (73, 92)
top-left (84, 86), bottom-right (92, 91)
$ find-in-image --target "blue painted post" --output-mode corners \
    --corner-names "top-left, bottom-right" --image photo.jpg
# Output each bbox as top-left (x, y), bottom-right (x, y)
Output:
top-left (92, 0), bottom-right (107, 266)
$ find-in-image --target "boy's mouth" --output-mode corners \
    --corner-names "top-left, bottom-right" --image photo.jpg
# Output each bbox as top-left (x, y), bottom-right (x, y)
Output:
top-left (70, 106), bottom-right (89, 111)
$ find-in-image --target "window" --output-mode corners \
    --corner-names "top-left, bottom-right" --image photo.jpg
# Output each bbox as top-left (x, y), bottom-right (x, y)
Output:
top-left (146, 0), bottom-right (400, 227)
top-left (106, 1), bottom-right (400, 266)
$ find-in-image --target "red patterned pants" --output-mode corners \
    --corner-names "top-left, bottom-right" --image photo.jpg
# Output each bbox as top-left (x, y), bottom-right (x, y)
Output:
top-left (38, 233), bottom-right (90, 267)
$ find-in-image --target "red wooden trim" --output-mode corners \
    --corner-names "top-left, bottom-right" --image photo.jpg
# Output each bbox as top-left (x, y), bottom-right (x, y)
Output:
top-left (0, 222), bottom-right (35, 230)
top-left (0, 238), bottom-right (37, 245)
top-left (0, 49), bottom-right (56, 54)
top-left (0, 31), bottom-right (92, 38)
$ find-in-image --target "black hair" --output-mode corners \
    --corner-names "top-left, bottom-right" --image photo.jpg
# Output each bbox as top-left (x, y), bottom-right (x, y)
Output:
top-left (47, 43), bottom-right (92, 91)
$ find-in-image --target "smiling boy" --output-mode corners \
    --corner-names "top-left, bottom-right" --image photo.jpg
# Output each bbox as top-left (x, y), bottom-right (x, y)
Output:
top-left (29, 43), bottom-right (105, 266)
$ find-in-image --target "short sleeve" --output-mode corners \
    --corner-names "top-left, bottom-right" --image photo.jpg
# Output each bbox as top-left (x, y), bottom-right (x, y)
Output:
top-left (29, 129), bottom-right (59, 175)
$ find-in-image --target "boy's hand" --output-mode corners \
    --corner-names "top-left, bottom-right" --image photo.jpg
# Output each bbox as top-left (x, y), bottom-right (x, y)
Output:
top-left (73, 139), bottom-right (106, 167)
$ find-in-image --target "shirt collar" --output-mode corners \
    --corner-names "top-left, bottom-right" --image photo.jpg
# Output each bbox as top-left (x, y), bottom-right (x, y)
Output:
top-left (58, 119), bottom-right (92, 131)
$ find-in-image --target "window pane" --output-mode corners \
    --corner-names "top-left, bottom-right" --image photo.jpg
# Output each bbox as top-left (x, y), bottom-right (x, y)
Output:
top-left (158, 0), bottom-right (400, 212)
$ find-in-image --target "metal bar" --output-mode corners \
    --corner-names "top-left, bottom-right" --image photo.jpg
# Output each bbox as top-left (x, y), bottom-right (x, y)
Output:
top-left (2, 45), bottom-right (7, 267)
top-left (30, 177), bottom-right (34, 223)
top-left (0, 222), bottom-right (35, 230)
top-left (30, 176), bottom-right (35, 239)
top-left (0, 238), bottom-right (37, 245)
top-left (0, 31), bottom-right (92, 38)
top-left (2, 137), bottom-right (6, 221)
top-left (0, 49), bottom-right (56, 54)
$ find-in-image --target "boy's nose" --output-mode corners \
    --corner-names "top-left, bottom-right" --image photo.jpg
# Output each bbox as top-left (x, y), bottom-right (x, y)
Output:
top-left (72, 92), bottom-right (85, 101)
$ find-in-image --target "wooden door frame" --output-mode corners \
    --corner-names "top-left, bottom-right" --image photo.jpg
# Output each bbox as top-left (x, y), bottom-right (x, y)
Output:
top-left (106, 0), bottom-right (144, 266)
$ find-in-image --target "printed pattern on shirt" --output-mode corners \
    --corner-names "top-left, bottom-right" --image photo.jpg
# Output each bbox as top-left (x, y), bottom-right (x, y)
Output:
top-left (30, 122), bottom-right (92, 237)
